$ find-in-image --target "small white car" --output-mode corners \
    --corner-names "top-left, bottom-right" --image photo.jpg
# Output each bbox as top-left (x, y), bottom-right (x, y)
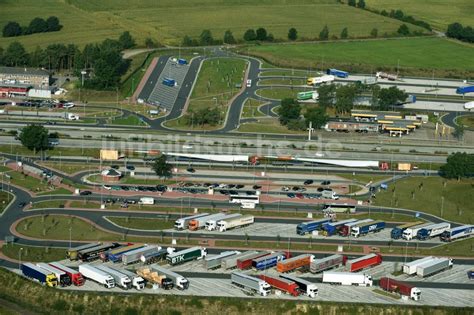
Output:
top-left (246, 79), bottom-right (252, 87)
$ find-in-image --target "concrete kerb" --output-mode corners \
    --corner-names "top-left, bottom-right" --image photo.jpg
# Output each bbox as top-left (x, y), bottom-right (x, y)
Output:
top-left (0, 190), bottom-right (15, 218)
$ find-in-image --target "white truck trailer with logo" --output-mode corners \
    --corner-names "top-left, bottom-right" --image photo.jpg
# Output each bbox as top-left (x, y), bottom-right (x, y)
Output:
top-left (231, 271), bottom-right (271, 296)
top-left (402, 256), bottom-right (436, 275)
top-left (95, 265), bottom-right (132, 290)
top-left (174, 213), bottom-right (210, 230)
top-left (149, 265), bottom-right (189, 290)
top-left (167, 246), bottom-right (207, 265)
top-left (217, 214), bottom-right (254, 232)
top-left (322, 271), bottom-right (373, 286)
top-left (79, 264), bottom-right (115, 288)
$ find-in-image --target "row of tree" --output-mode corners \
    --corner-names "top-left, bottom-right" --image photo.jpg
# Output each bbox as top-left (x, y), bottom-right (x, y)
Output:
top-left (0, 31), bottom-right (135, 89)
top-left (3, 16), bottom-right (62, 37)
top-left (278, 98), bottom-right (329, 131)
top-left (183, 107), bottom-right (221, 126)
top-left (440, 152), bottom-right (474, 179)
top-left (446, 23), bottom-right (474, 43)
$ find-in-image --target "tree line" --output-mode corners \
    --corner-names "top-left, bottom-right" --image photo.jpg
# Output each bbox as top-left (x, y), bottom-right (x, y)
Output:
top-left (346, 1), bottom-right (432, 32)
top-left (3, 17), bottom-right (62, 37)
top-left (0, 31), bottom-right (136, 90)
top-left (446, 22), bottom-right (474, 43)
top-left (278, 83), bottom-right (407, 131)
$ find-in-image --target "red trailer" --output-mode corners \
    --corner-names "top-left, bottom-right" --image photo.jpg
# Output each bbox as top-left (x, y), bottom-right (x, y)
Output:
top-left (379, 277), bottom-right (421, 300)
top-left (48, 262), bottom-right (85, 286)
top-left (346, 254), bottom-right (382, 272)
top-left (237, 252), bottom-right (270, 270)
top-left (259, 275), bottom-right (300, 296)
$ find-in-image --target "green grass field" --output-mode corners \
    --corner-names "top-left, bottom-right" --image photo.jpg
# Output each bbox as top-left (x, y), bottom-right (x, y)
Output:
top-left (256, 87), bottom-right (307, 100)
top-left (365, 0), bottom-right (474, 30)
top-left (0, 0), bottom-right (424, 50)
top-left (248, 37), bottom-right (474, 76)
top-left (1, 243), bottom-right (66, 263)
top-left (237, 118), bottom-right (306, 134)
top-left (374, 177), bottom-right (474, 224)
top-left (241, 98), bottom-right (267, 118)
top-left (457, 115), bottom-right (474, 129)
top-left (106, 216), bottom-right (174, 230)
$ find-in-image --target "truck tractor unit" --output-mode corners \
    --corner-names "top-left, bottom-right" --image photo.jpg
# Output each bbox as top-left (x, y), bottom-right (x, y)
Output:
top-left (205, 213), bottom-right (242, 231)
top-left (188, 213), bottom-right (228, 231)
top-left (259, 275), bottom-right (300, 296)
top-left (296, 218), bottom-right (333, 235)
top-left (379, 277), bottom-right (421, 300)
top-left (149, 265), bottom-right (189, 290)
top-left (174, 213), bottom-right (210, 230)
top-left (350, 220), bottom-right (385, 237)
top-left (95, 265), bottom-right (132, 290)
top-left (391, 221), bottom-right (424, 239)
top-left (231, 272), bottom-right (271, 296)
top-left (36, 263), bottom-right (71, 287)
top-left (67, 243), bottom-right (100, 261)
top-left (48, 262), bottom-right (85, 286)
top-left (279, 274), bottom-right (318, 298)
top-left (416, 223), bottom-right (451, 240)
top-left (322, 219), bottom-right (357, 236)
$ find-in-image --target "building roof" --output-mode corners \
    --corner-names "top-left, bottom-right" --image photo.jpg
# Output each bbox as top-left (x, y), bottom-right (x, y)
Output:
top-left (101, 169), bottom-right (122, 177)
top-left (0, 67), bottom-right (50, 77)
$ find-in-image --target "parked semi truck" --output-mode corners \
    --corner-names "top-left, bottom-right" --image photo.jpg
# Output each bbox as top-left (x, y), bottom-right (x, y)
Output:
top-left (296, 218), bottom-right (333, 235)
top-left (310, 254), bottom-right (346, 273)
top-left (217, 214), bottom-right (254, 232)
top-left (136, 267), bottom-right (173, 290)
top-left (175, 213), bottom-right (210, 230)
top-left (141, 248), bottom-right (172, 264)
top-left (221, 251), bottom-right (259, 270)
top-left (322, 219), bottom-right (357, 236)
top-left (78, 243), bottom-right (121, 262)
top-left (379, 277), bottom-right (421, 300)
top-left (188, 213), bottom-right (229, 230)
top-left (117, 268), bottom-right (146, 290)
top-left (205, 213), bottom-right (242, 231)
top-left (403, 256), bottom-right (436, 275)
top-left (456, 85), bottom-right (474, 94)
top-left (149, 265), bottom-right (189, 290)
top-left (252, 252), bottom-right (288, 271)
top-left (259, 275), bottom-right (299, 296)
top-left (440, 225), bottom-right (473, 242)
top-left (95, 265), bottom-right (132, 290)
top-left (297, 91), bottom-right (319, 101)
top-left (339, 219), bottom-right (373, 237)
top-left (231, 272), bottom-right (271, 296)
top-left (416, 222), bottom-right (451, 240)
top-left (391, 221), bottom-right (424, 239)
top-left (78, 264), bottom-right (115, 288)
top-left (327, 68), bottom-right (349, 78)
top-left (122, 245), bottom-right (161, 265)
top-left (351, 220), bottom-right (385, 237)
top-left (376, 72), bottom-right (398, 81)
top-left (37, 263), bottom-right (71, 287)
top-left (276, 254), bottom-right (314, 273)
top-left (204, 251), bottom-right (240, 270)
top-left (21, 263), bottom-right (58, 287)
top-left (167, 246), bottom-right (207, 266)
top-left (105, 244), bottom-right (145, 263)
top-left (279, 274), bottom-right (318, 298)
top-left (48, 262), bottom-right (85, 286)
top-left (67, 243), bottom-right (100, 260)
top-left (402, 223), bottom-right (434, 241)
top-left (416, 257), bottom-right (453, 277)
top-left (307, 75), bottom-right (335, 86)
top-left (346, 254), bottom-right (382, 272)
top-left (237, 252), bottom-right (271, 270)
top-left (322, 271), bottom-right (373, 286)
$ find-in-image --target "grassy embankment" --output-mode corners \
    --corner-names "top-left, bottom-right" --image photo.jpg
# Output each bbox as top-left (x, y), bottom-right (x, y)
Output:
top-left (106, 216), bottom-right (174, 230)
top-left (0, 191), bottom-right (13, 215)
top-left (374, 176), bottom-right (474, 224)
top-left (457, 115), bottom-right (474, 130)
top-left (164, 58), bottom-right (247, 130)
top-left (241, 98), bottom-right (268, 118)
top-left (0, 266), bottom-right (471, 315)
top-left (247, 37), bottom-right (474, 77)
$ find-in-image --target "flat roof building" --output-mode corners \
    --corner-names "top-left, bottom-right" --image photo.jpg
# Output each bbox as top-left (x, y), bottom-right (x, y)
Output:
top-left (0, 67), bottom-right (50, 89)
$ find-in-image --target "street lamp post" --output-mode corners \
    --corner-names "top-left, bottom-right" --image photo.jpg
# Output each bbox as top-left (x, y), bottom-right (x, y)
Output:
top-left (19, 247), bottom-right (24, 270)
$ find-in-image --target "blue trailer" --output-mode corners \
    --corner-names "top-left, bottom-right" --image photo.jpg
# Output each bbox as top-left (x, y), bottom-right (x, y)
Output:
top-left (21, 263), bottom-right (58, 287)
top-left (440, 225), bottom-right (473, 242)
top-left (322, 219), bottom-right (357, 236)
top-left (178, 58), bottom-right (188, 65)
top-left (162, 78), bottom-right (176, 87)
top-left (326, 68), bottom-right (349, 78)
top-left (252, 252), bottom-right (287, 270)
top-left (296, 218), bottom-right (333, 235)
top-left (456, 86), bottom-right (474, 94)
top-left (351, 221), bottom-right (385, 237)
top-left (416, 222), bottom-right (450, 241)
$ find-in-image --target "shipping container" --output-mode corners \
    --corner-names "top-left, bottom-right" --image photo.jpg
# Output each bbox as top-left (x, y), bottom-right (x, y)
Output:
top-left (175, 213), bottom-right (210, 230)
